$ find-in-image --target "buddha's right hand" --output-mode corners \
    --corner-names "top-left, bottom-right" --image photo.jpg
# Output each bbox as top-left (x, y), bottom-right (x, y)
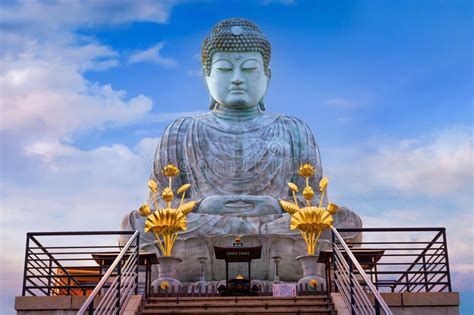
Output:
top-left (196, 195), bottom-right (282, 216)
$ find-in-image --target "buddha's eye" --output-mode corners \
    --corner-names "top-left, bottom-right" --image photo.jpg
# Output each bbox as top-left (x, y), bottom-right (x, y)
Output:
top-left (213, 60), bottom-right (233, 73)
top-left (241, 67), bottom-right (257, 72)
top-left (241, 60), bottom-right (260, 72)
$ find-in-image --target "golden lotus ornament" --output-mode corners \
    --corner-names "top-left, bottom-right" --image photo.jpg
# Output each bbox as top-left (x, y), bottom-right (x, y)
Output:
top-left (279, 164), bottom-right (339, 255)
top-left (138, 164), bottom-right (196, 256)
top-left (298, 164), bottom-right (315, 178)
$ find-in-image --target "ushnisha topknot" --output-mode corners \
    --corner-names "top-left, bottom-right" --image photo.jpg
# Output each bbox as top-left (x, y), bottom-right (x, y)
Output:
top-left (201, 18), bottom-right (272, 76)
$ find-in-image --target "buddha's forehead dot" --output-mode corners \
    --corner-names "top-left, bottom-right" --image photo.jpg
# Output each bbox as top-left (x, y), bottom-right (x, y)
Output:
top-left (231, 26), bottom-right (243, 36)
top-left (234, 54), bottom-right (242, 60)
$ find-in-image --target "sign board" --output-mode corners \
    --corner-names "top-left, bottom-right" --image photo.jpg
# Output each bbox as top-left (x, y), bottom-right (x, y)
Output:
top-left (272, 283), bottom-right (297, 297)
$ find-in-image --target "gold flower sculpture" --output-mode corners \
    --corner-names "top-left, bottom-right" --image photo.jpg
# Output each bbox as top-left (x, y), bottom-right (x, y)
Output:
top-left (138, 164), bottom-right (196, 256)
top-left (279, 163), bottom-right (338, 255)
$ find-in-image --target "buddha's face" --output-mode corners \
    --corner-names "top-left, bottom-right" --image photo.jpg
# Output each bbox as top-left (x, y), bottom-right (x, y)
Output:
top-left (205, 51), bottom-right (269, 109)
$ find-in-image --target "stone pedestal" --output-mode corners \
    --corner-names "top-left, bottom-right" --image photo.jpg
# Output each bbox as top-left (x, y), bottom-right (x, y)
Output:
top-left (151, 256), bottom-right (183, 291)
top-left (296, 255), bottom-right (325, 290)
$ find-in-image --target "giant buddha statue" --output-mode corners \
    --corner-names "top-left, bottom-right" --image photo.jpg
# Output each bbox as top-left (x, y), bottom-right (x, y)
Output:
top-left (121, 18), bottom-right (362, 283)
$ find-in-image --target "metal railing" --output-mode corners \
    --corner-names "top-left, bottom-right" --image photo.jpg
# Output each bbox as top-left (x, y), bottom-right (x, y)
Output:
top-left (336, 227), bottom-right (452, 293)
top-left (21, 231), bottom-right (140, 314)
top-left (78, 230), bottom-right (140, 314)
top-left (22, 231), bottom-right (137, 297)
top-left (332, 227), bottom-right (392, 315)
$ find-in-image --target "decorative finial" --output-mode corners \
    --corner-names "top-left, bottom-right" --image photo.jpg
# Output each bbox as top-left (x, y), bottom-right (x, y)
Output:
top-left (138, 164), bottom-right (197, 256)
top-left (278, 163), bottom-right (339, 255)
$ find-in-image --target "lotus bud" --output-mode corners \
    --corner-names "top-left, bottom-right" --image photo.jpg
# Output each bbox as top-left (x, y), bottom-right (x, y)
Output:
top-left (148, 179), bottom-right (158, 193)
top-left (138, 204), bottom-right (151, 217)
top-left (162, 164), bottom-right (180, 177)
top-left (319, 177), bottom-right (329, 192)
top-left (298, 164), bottom-right (315, 178)
top-left (288, 182), bottom-right (299, 192)
top-left (177, 183), bottom-right (191, 195)
top-left (162, 187), bottom-right (174, 202)
top-left (302, 186), bottom-right (315, 201)
top-left (327, 203), bottom-right (338, 214)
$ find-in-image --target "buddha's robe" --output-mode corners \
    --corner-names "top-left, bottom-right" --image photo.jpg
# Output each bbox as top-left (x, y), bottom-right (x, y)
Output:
top-left (121, 111), bottom-right (362, 281)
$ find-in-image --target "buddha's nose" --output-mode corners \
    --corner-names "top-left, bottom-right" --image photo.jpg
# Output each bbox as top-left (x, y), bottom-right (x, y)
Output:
top-left (231, 72), bottom-right (244, 85)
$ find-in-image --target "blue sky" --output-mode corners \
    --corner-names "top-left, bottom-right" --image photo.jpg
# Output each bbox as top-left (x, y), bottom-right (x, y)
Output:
top-left (0, 0), bottom-right (472, 314)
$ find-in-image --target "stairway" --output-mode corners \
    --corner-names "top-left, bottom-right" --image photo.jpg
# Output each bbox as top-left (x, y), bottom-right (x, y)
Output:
top-left (141, 295), bottom-right (335, 314)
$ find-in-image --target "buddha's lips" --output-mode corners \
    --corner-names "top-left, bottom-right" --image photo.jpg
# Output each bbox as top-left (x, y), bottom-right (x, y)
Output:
top-left (224, 200), bottom-right (255, 209)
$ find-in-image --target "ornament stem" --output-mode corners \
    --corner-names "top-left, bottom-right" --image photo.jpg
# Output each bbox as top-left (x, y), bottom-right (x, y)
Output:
top-left (180, 191), bottom-right (186, 208)
top-left (170, 232), bottom-right (179, 249)
top-left (314, 231), bottom-right (322, 254)
top-left (154, 232), bottom-right (166, 255)
top-left (152, 193), bottom-right (159, 211)
top-left (319, 188), bottom-right (326, 208)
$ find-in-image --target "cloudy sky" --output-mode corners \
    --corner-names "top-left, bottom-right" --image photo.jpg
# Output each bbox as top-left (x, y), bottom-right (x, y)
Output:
top-left (0, 0), bottom-right (472, 313)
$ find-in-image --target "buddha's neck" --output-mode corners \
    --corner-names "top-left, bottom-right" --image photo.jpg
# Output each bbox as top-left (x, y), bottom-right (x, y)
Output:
top-left (212, 105), bottom-right (261, 121)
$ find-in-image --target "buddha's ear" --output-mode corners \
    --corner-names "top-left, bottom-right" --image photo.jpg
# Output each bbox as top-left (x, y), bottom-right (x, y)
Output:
top-left (203, 67), bottom-right (210, 90)
top-left (264, 67), bottom-right (271, 93)
top-left (203, 67), bottom-right (217, 110)
top-left (266, 67), bottom-right (272, 81)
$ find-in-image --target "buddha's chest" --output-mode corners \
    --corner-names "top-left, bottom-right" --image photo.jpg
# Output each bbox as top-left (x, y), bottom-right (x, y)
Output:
top-left (193, 124), bottom-right (292, 164)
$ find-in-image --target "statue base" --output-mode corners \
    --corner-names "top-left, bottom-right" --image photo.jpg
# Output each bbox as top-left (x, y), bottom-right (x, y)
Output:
top-left (296, 255), bottom-right (325, 290)
top-left (151, 256), bottom-right (183, 291)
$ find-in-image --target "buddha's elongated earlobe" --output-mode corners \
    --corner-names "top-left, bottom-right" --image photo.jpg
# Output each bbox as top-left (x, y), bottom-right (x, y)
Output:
top-left (203, 67), bottom-right (218, 111)
top-left (209, 97), bottom-right (218, 110)
top-left (258, 68), bottom-right (270, 112)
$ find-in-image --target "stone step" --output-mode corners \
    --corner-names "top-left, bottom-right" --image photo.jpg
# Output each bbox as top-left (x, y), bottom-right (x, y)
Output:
top-left (145, 301), bottom-right (330, 308)
top-left (142, 306), bottom-right (334, 314)
top-left (147, 296), bottom-right (330, 302)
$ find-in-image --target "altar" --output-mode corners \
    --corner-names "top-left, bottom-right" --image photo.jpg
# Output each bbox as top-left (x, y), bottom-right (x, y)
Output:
top-left (214, 245), bottom-right (262, 295)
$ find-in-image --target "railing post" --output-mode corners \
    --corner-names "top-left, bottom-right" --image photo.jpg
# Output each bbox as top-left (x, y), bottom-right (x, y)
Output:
top-left (422, 254), bottom-right (429, 292)
top-left (47, 259), bottom-right (53, 296)
top-left (348, 257), bottom-right (355, 315)
top-left (116, 259), bottom-right (122, 314)
top-left (22, 235), bottom-right (30, 296)
top-left (135, 234), bottom-right (140, 294)
top-left (405, 273), bottom-right (410, 292)
top-left (442, 229), bottom-right (453, 292)
top-left (331, 230), bottom-right (337, 293)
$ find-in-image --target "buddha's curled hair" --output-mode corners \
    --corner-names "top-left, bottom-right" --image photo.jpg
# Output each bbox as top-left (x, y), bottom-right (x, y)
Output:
top-left (201, 18), bottom-right (271, 77)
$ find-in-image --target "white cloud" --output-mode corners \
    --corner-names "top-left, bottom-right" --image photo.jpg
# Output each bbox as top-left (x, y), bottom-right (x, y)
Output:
top-left (0, 137), bottom-right (160, 313)
top-left (129, 42), bottom-right (178, 67)
top-left (0, 1), bottom-right (176, 32)
top-left (326, 126), bottom-right (473, 198)
top-left (187, 69), bottom-right (203, 77)
top-left (0, 2), bottom-right (180, 312)
top-left (324, 126), bottom-right (474, 290)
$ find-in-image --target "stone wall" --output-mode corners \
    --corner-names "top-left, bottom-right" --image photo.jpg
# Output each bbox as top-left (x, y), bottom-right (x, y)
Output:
top-left (332, 292), bottom-right (460, 315)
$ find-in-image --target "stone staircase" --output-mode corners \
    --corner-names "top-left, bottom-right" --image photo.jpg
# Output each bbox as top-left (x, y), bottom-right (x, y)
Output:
top-left (141, 295), bottom-right (336, 314)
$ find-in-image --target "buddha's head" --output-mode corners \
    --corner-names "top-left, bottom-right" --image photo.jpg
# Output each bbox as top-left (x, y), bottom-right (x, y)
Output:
top-left (202, 18), bottom-right (271, 111)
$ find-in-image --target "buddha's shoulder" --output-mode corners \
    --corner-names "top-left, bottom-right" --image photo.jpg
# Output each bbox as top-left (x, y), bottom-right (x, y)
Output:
top-left (276, 114), bottom-right (314, 133)
top-left (163, 114), bottom-right (204, 131)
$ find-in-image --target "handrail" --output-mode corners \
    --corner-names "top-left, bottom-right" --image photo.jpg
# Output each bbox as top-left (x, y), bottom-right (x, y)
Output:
top-left (332, 226), bottom-right (392, 315)
top-left (77, 230), bottom-right (139, 315)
